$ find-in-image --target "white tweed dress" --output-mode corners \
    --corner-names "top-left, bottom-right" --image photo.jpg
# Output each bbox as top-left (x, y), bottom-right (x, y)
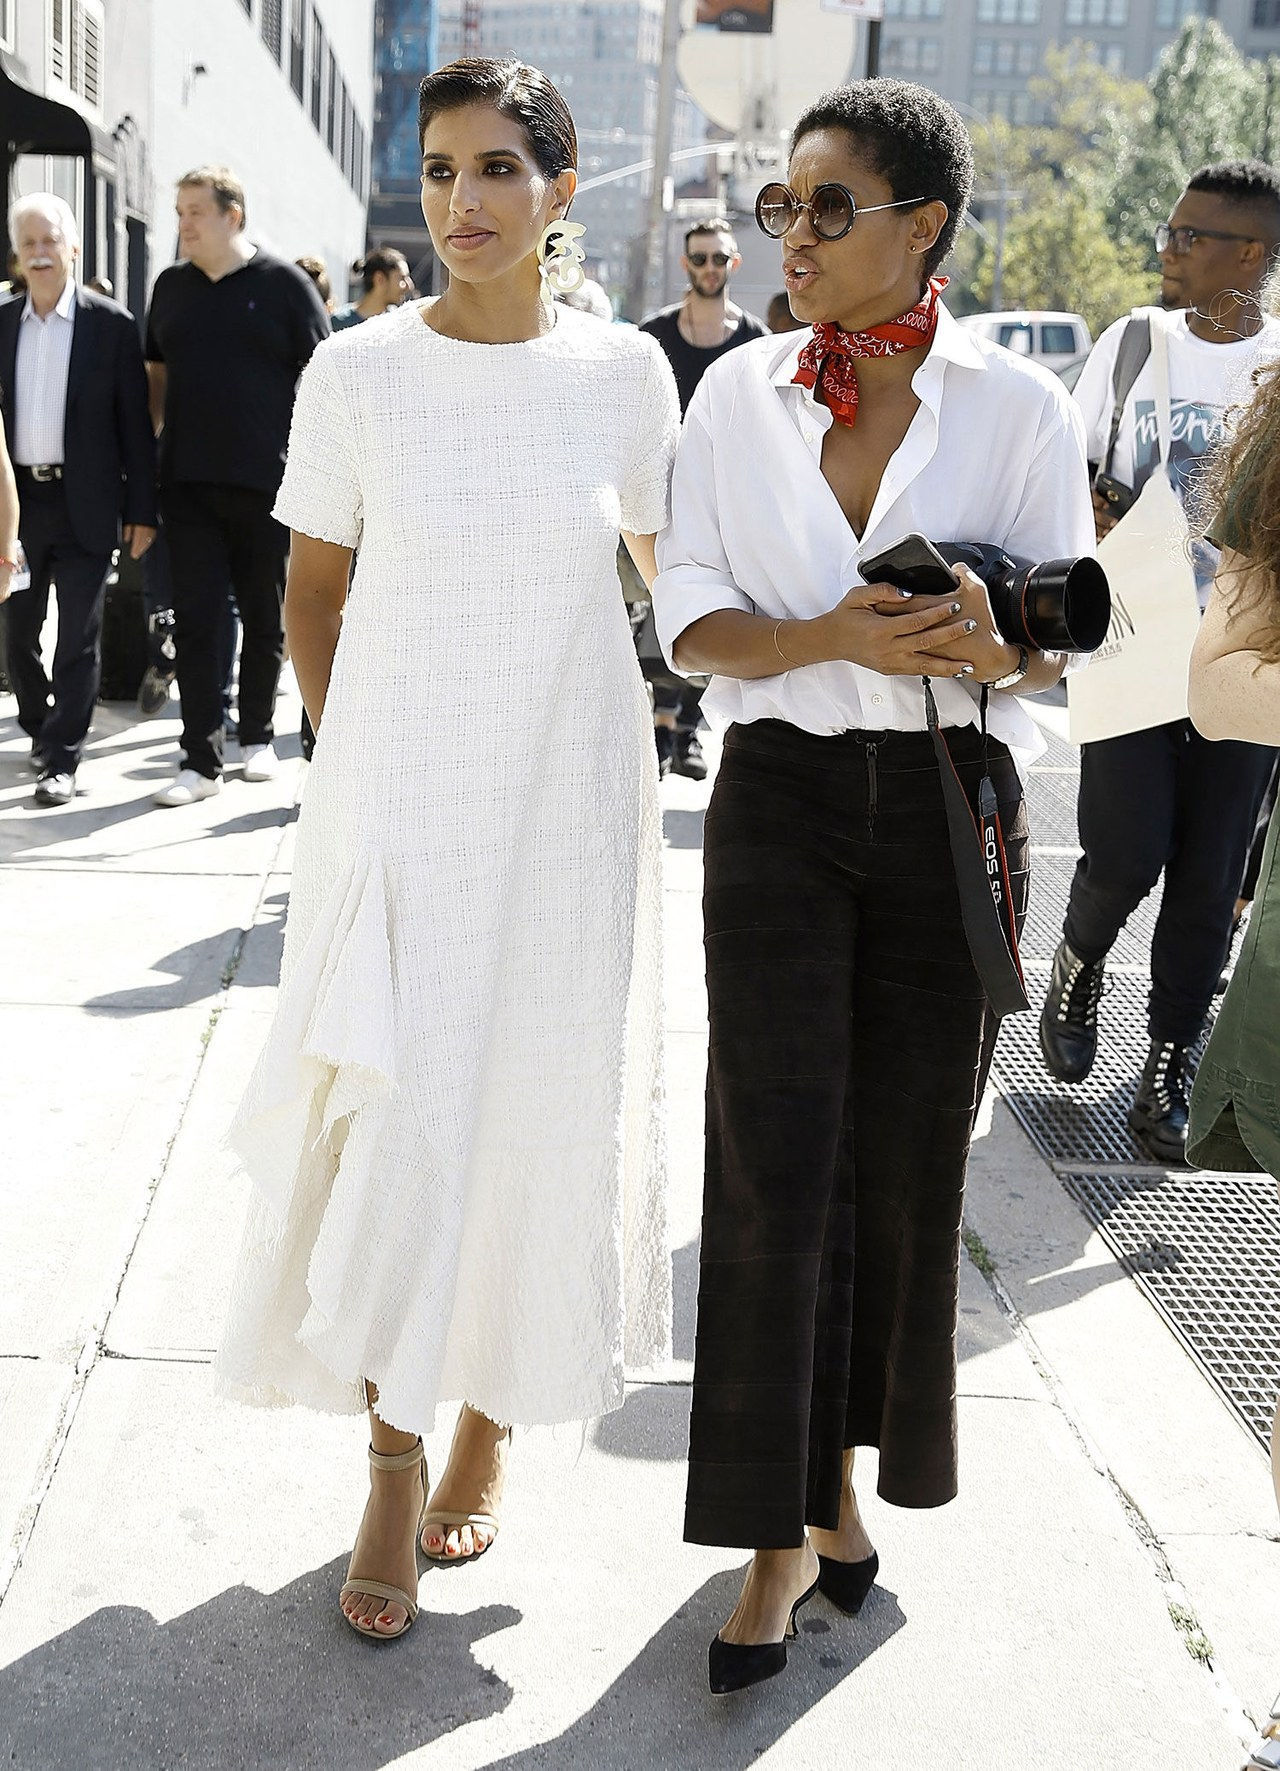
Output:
top-left (214, 301), bottom-right (680, 1434)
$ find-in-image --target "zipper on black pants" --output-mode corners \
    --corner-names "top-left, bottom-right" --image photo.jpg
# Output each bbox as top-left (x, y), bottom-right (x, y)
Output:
top-left (865, 740), bottom-right (879, 837)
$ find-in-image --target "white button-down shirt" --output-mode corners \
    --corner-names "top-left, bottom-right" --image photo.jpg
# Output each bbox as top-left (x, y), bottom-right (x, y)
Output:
top-left (14, 277), bottom-right (77, 465)
top-left (652, 302), bottom-right (1095, 770)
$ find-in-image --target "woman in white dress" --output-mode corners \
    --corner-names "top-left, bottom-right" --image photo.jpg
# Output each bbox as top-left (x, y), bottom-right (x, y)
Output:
top-left (214, 58), bottom-right (679, 1639)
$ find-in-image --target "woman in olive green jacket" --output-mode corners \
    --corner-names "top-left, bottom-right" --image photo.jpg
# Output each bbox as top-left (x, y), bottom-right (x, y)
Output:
top-left (1189, 365), bottom-right (1280, 1771)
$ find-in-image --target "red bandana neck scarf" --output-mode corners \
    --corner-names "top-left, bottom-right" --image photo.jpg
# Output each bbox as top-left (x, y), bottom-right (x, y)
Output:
top-left (793, 276), bottom-right (948, 428)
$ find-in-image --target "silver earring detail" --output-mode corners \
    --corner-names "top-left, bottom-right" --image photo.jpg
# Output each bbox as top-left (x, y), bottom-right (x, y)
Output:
top-left (538, 218), bottom-right (588, 309)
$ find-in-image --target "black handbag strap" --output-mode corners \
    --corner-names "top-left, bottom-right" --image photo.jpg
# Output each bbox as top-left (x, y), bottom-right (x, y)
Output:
top-left (923, 679), bottom-right (1028, 1018)
top-left (1101, 313), bottom-right (1152, 479)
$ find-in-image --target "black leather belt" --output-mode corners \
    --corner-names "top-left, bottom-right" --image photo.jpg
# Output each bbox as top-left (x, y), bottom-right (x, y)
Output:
top-left (18, 464), bottom-right (63, 481)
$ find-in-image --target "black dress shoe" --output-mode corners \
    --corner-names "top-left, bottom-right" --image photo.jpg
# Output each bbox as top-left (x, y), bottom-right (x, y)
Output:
top-left (708, 1577), bottom-right (819, 1695)
top-left (816, 1548), bottom-right (879, 1616)
top-left (1039, 939), bottom-right (1107, 1082)
top-left (673, 730), bottom-right (708, 781)
top-left (655, 725), bottom-right (675, 778)
top-left (1128, 1040), bottom-right (1193, 1165)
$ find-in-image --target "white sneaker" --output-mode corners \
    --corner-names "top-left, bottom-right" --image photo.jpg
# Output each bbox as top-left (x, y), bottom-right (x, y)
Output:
top-left (241, 743), bottom-right (279, 782)
top-left (154, 768), bottom-right (222, 807)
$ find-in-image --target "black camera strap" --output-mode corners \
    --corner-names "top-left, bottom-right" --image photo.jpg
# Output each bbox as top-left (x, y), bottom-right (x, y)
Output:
top-left (922, 679), bottom-right (1028, 1018)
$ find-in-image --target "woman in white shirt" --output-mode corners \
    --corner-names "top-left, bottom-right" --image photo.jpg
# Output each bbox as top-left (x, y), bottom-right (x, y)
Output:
top-left (652, 78), bottom-right (1093, 1694)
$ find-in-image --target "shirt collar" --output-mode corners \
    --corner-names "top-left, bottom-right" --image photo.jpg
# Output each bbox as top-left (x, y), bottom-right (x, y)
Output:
top-left (20, 279), bottom-right (78, 323)
top-left (768, 299), bottom-right (988, 395)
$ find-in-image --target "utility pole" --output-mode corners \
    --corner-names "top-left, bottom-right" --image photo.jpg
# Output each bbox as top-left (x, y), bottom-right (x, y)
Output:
top-left (865, 19), bottom-right (880, 78)
top-left (640, 0), bottom-right (681, 318)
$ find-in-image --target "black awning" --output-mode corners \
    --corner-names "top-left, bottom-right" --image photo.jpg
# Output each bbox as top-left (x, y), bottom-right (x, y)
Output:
top-left (1, 51), bottom-right (97, 160)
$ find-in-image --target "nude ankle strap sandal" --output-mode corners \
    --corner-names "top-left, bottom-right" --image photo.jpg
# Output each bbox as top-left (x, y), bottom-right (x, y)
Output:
top-left (339, 1440), bottom-right (427, 1640)
top-left (419, 1426), bottom-right (510, 1562)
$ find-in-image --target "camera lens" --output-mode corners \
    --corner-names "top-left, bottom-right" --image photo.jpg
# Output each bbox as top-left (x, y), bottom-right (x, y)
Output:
top-left (1020, 558), bottom-right (1111, 652)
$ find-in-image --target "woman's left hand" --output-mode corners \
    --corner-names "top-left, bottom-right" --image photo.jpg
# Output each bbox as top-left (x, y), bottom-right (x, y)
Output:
top-left (911, 564), bottom-right (1020, 683)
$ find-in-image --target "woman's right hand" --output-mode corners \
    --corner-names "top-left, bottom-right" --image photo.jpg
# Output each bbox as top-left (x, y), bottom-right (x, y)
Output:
top-left (816, 582), bottom-right (981, 678)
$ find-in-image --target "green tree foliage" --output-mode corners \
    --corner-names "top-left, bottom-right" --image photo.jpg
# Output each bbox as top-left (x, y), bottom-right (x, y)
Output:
top-left (951, 19), bottom-right (1276, 335)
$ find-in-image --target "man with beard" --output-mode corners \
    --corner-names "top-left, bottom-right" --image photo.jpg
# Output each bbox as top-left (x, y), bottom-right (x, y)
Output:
top-left (641, 220), bottom-right (766, 778)
top-left (1040, 160), bottom-right (1280, 1165)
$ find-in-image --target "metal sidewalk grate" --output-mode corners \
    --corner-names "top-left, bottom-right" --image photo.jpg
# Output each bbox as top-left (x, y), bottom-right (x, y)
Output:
top-left (986, 723), bottom-right (1280, 1451)
top-left (1061, 1171), bottom-right (1280, 1445)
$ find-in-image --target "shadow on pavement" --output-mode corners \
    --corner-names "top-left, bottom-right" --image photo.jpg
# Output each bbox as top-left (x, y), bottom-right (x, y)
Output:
top-left (0, 1561), bottom-right (520, 1770)
top-left (662, 808), bottom-right (705, 850)
top-left (483, 1568), bottom-right (906, 1769)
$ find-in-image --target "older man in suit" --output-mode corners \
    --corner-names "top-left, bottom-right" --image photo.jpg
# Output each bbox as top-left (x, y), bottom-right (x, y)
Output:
top-left (1, 193), bottom-right (156, 805)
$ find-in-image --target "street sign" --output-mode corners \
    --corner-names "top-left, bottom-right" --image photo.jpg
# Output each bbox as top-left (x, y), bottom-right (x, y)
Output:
top-left (819, 0), bottom-right (884, 16)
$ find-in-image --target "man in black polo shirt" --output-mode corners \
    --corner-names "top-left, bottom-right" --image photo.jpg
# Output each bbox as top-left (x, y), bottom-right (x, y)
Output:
top-left (640, 219), bottom-right (766, 778)
top-left (145, 164), bottom-right (329, 805)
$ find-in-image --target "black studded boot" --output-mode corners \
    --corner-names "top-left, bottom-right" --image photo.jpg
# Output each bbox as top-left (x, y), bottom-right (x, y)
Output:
top-left (1128, 1040), bottom-right (1193, 1165)
top-left (1039, 940), bottom-right (1107, 1083)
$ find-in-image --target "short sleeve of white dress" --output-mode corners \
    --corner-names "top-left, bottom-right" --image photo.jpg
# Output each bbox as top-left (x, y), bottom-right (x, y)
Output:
top-left (619, 335), bottom-right (681, 537)
top-left (273, 341), bottom-right (363, 550)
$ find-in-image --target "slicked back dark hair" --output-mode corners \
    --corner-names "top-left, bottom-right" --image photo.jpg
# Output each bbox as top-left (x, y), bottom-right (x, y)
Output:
top-left (417, 58), bottom-right (577, 183)
top-left (353, 245), bottom-right (408, 290)
top-left (790, 79), bottom-right (973, 280)
top-left (1187, 159), bottom-right (1280, 237)
top-left (685, 216), bottom-right (735, 252)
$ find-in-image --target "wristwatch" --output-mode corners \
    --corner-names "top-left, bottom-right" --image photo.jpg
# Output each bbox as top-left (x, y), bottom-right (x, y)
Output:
top-left (989, 644), bottom-right (1030, 692)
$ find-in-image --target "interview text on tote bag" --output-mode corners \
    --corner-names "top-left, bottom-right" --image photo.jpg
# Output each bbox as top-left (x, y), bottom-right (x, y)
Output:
top-left (1068, 319), bottom-right (1202, 745)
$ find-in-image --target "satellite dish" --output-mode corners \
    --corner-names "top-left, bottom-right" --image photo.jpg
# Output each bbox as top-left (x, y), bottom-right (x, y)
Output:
top-left (675, 0), bottom-right (858, 135)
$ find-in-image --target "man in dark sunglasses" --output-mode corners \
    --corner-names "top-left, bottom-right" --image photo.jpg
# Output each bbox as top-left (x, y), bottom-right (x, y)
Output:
top-left (639, 218), bottom-right (768, 778)
top-left (1041, 158), bottom-right (1280, 1164)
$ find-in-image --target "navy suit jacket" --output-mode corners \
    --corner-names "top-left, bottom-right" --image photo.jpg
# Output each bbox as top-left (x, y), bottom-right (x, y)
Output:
top-left (0, 285), bottom-right (157, 556)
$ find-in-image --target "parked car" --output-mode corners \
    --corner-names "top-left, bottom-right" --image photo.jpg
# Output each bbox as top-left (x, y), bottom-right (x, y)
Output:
top-left (1055, 352), bottom-right (1090, 391)
top-left (958, 310), bottom-right (1092, 374)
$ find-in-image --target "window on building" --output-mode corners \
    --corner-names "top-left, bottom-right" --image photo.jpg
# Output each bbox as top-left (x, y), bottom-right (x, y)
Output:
top-left (920, 36), bottom-right (941, 71)
top-left (1155, 0), bottom-right (1205, 24)
top-left (1065, 0), bottom-right (1128, 19)
top-left (974, 37), bottom-right (994, 71)
top-left (976, 0), bottom-right (1038, 19)
top-left (288, 0), bottom-right (305, 97)
top-left (47, 0), bottom-right (104, 115)
top-left (1253, 0), bottom-right (1280, 24)
top-left (261, 0), bottom-right (283, 62)
top-left (310, 7), bottom-right (324, 128)
top-left (883, 0), bottom-right (944, 16)
top-left (326, 45), bottom-right (337, 152)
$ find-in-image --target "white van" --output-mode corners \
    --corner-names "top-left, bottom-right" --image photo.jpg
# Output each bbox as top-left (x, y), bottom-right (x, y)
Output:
top-left (958, 310), bottom-right (1092, 373)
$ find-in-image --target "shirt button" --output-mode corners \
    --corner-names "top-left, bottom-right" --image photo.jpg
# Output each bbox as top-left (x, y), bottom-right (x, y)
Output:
top-left (870, 693), bottom-right (885, 707)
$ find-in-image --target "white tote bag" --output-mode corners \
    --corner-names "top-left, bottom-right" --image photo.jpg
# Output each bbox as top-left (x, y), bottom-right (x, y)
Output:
top-left (1067, 315), bottom-right (1202, 746)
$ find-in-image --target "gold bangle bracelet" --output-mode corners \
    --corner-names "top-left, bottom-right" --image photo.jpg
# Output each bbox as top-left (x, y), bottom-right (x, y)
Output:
top-left (772, 619), bottom-right (794, 667)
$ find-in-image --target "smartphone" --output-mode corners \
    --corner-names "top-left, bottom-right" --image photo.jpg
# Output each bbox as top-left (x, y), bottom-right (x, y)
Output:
top-left (859, 532), bottom-right (960, 597)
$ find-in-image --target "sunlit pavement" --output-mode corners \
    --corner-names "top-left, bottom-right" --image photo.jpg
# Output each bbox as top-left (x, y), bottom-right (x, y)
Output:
top-left (0, 676), bottom-right (1269, 1769)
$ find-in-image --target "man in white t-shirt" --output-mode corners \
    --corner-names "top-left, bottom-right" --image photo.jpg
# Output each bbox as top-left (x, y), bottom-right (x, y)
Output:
top-left (1040, 160), bottom-right (1280, 1165)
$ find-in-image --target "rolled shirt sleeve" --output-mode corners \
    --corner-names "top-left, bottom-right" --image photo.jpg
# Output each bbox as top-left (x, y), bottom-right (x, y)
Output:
top-left (652, 384), bottom-right (756, 673)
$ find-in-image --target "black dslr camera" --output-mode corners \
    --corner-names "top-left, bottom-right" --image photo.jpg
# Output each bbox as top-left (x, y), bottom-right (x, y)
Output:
top-left (859, 533), bottom-right (1111, 654)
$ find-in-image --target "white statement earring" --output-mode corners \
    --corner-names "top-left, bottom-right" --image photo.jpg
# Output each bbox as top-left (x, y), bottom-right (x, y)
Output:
top-left (537, 219), bottom-right (588, 309)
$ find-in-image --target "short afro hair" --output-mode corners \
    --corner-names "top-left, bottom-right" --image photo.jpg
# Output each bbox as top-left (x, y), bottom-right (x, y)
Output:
top-left (790, 79), bottom-right (973, 280)
top-left (1187, 159), bottom-right (1280, 236)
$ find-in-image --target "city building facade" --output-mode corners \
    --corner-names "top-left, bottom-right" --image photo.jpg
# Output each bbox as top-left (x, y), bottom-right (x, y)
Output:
top-left (876, 0), bottom-right (1280, 122)
top-left (2, 0), bottom-right (374, 315)
top-left (369, 0), bottom-right (707, 307)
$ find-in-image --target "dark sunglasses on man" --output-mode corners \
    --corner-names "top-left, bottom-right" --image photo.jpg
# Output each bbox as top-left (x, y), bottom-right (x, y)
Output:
top-left (1154, 221), bottom-right (1258, 256)
top-left (755, 181), bottom-right (930, 242)
top-left (687, 250), bottom-right (733, 267)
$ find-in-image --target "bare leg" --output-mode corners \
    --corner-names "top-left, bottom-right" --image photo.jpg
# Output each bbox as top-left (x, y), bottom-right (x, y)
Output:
top-left (808, 1447), bottom-right (876, 1565)
top-left (341, 1380), bottom-right (425, 1636)
top-left (420, 1403), bottom-right (509, 1559)
top-left (718, 1545), bottom-right (820, 1646)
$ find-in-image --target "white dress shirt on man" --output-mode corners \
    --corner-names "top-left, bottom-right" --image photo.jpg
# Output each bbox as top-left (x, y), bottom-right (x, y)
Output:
top-left (13, 277), bottom-right (76, 465)
top-left (652, 301), bottom-right (1095, 771)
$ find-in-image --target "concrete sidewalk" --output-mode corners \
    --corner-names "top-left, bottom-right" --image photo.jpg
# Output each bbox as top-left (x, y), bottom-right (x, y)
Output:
top-left (0, 677), bottom-right (1272, 1770)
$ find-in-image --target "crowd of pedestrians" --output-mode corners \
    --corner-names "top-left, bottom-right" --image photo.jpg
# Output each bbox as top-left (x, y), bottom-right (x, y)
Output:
top-left (2, 63), bottom-right (1278, 1739)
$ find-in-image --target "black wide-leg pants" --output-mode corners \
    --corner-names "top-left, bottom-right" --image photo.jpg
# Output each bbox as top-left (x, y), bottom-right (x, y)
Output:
top-left (684, 718), bottom-right (1029, 1550)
